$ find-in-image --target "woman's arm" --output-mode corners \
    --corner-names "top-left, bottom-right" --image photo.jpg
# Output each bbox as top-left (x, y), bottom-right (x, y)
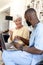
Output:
top-left (13, 36), bottom-right (29, 45)
top-left (19, 37), bottom-right (29, 45)
top-left (8, 30), bottom-right (13, 42)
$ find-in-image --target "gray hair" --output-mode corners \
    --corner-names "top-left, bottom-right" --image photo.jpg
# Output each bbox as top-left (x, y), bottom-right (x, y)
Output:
top-left (13, 15), bottom-right (22, 21)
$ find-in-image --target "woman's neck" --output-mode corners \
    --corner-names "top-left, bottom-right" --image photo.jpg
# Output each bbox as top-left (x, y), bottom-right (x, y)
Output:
top-left (16, 25), bottom-right (23, 29)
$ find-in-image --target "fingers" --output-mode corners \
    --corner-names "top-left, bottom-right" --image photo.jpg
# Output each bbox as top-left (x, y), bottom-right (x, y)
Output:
top-left (14, 36), bottom-right (20, 40)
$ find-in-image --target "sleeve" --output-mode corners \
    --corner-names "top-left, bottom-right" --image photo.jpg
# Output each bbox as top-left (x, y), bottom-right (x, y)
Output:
top-left (34, 27), bottom-right (43, 50)
top-left (22, 27), bottom-right (29, 40)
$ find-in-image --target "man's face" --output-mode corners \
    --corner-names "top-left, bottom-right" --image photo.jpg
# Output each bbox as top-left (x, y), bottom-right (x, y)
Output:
top-left (25, 14), bottom-right (31, 26)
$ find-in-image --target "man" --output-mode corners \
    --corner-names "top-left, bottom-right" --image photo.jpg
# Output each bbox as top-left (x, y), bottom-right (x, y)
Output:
top-left (2, 8), bottom-right (43, 65)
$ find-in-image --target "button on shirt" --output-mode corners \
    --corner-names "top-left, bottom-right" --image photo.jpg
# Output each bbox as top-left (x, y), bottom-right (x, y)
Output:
top-left (29, 22), bottom-right (43, 65)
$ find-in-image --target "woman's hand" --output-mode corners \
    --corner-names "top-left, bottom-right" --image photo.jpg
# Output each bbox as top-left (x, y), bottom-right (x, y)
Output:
top-left (14, 36), bottom-right (29, 45)
top-left (9, 30), bottom-right (13, 40)
top-left (14, 36), bottom-right (21, 40)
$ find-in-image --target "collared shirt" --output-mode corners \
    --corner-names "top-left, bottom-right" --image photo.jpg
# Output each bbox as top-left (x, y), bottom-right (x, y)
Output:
top-left (29, 22), bottom-right (43, 65)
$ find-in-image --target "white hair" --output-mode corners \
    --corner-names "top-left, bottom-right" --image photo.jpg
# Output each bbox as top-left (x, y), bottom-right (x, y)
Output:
top-left (13, 15), bottom-right (22, 21)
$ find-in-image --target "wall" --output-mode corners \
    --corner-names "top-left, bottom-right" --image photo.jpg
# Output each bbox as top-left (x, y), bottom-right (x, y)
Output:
top-left (0, 12), bottom-right (9, 32)
top-left (9, 0), bottom-right (27, 30)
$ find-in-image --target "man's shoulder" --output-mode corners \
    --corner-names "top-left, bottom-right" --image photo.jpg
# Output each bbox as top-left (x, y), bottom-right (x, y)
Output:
top-left (37, 22), bottom-right (43, 30)
top-left (36, 22), bottom-right (43, 34)
top-left (38, 22), bottom-right (43, 27)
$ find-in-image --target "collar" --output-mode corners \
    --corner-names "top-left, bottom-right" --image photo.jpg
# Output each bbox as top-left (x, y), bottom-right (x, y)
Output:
top-left (34, 21), bottom-right (40, 29)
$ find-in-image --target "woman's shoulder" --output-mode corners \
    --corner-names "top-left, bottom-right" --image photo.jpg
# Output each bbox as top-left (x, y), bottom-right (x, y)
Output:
top-left (23, 26), bottom-right (29, 30)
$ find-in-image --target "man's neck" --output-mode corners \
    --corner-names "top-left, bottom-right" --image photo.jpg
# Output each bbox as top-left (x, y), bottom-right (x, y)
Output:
top-left (33, 19), bottom-right (40, 28)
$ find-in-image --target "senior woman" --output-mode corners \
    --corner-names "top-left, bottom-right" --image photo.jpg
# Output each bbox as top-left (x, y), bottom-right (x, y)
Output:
top-left (8, 15), bottom-right (29, 49)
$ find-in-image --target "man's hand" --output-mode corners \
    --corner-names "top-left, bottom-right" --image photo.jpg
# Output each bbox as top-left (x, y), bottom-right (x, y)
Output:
top-left (12, 42), bottom-right (25, 50)
top-left (23, 46), bottom-right (29, 51)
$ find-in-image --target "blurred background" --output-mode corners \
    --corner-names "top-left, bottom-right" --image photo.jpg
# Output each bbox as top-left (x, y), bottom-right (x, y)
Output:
top-left (0, 0), bottom-right (43, 32)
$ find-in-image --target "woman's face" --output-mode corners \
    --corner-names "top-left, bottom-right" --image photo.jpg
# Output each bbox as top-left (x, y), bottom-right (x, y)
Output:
top-left (14, 18), bottom-right (22, 28)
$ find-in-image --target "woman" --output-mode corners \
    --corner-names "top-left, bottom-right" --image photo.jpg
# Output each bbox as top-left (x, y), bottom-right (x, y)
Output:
top-left (8, 15), bottom-right (29, 49)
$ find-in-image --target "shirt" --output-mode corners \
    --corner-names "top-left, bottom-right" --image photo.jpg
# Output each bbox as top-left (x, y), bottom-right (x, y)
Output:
top-left (8, 26), bottom-right (29, 44)
top-left (29, 22), bottom-right (43, 65)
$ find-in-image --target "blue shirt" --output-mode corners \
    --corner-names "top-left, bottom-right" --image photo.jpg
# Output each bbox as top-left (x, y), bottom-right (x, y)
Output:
top-left (29, 22), bottom-right (43, 65)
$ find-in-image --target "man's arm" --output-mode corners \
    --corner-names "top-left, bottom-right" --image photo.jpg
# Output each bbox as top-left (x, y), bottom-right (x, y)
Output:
top-left (23, 46), bottom-right (43, 54)
top-left (11, 41), bottom-right (43, 54)
top-left (11, 41), bottom-right (25, 50)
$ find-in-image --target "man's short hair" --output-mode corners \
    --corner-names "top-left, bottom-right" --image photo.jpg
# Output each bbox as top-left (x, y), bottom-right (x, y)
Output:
top-left (25, 8), bottom-right (36, 15)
